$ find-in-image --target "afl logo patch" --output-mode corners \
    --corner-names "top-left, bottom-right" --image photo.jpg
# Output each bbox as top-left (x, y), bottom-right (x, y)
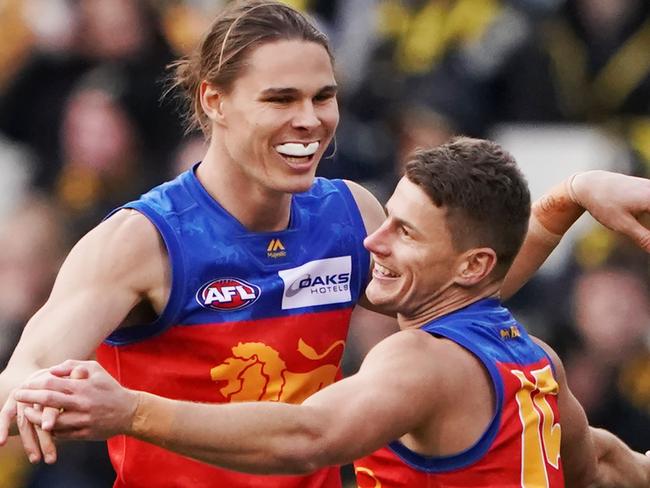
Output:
top-left (196, 278), bottom-right (261, 311)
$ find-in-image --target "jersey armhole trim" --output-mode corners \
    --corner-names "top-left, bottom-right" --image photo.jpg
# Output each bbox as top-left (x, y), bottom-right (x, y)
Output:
top-left (535, 343), bottom-right (559, 378)
top-left (330, 179), bottom-right (371, 298)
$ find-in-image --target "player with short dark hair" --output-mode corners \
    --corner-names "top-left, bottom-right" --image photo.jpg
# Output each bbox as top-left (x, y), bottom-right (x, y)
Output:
top-left (404, 137), bottom-right (530, 278)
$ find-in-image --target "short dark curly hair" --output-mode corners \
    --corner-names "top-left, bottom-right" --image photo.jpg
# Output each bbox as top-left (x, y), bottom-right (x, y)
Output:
top-left (405, 137), bottom-right (531, 277)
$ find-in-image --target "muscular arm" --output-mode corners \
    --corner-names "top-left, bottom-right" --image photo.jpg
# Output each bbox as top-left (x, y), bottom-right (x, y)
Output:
top-left (19, 331), bottom-right (441, 475)
top-left (0, 210), bottom-right (168, 442)
top-left (503, 171), bottom-right (650, 299)
top-left (534, 338), bottom-right (650, 487)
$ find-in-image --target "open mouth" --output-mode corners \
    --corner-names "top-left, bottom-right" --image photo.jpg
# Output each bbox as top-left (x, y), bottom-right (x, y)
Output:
top-left (373, 263), bottom-right (400, 279)
top-left (275, 141), bottom-right (320, 169)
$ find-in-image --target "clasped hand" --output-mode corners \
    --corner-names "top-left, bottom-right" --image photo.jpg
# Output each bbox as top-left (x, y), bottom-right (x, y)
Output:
top-left (0, 360), bottom-right (137, 464)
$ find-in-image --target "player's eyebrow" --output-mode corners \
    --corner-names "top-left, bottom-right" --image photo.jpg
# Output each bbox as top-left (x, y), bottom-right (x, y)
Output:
top-left (259, 85), bottom-right (338, 97)
top-left (315, 85), bottom-right (338, 96)
top-left (260, 87), bottom-right (299, 97)
top-left (384, 206), bottom-right (421, 235)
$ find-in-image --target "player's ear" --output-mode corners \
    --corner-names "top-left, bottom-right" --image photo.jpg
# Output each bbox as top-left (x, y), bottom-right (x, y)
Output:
top-left (200, 81), bottom-right (227, 126)
top-left (454, 248), bottom-right (497, 287)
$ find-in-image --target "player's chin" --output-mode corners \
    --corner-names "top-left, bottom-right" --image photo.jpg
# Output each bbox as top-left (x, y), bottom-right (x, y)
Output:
top-left (278, 171), bottom-right (319, 194)
top-left (365, 282), bottom-right (399, 311)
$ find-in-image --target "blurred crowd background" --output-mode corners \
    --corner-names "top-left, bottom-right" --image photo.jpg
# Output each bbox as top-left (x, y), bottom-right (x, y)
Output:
top-left (0, 0), bottom-right (649, 486)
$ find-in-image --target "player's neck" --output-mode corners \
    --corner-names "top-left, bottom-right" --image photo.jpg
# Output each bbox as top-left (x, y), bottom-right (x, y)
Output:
top-left (197, 143), bottom-right (292, 232)
top-left (398, 281), bottom-right (501, 330)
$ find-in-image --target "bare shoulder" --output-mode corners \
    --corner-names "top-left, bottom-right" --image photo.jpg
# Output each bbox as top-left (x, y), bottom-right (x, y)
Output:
top-left (13, 209), bottom-right (171, 362)
top-left (343, 180), bottom-right (385, 234)
top-left (362, 330), bottom-right (434, 376)
top-left (368, 325), bottom-right (474, 360)
top-left (89, 209), bottom-right (162, 252)
top-left (380, 330), bottom-right (497, 455)
top-left (360, 327), bottom-right (494, 443)
top-left (64, 209), bottom-right (168, 294)
top-left (362, 329), bottom-right (470, 391)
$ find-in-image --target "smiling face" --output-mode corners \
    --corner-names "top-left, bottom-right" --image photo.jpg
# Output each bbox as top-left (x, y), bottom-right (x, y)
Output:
top-left (364, 177), bottom-right (462, 317)
top-left (213, 39), bottom-right (338, 195)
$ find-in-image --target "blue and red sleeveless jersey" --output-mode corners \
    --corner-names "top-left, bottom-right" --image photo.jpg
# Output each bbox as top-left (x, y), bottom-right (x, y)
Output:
top-left (96, 167), bottom-right (369, 488)
top-left (354, 298), bottom-right (564, 487)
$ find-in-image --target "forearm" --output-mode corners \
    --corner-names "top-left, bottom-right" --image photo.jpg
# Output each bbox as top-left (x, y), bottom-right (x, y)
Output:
top-left (590, 427), bottom-right (650, 488)
top-left (128, 392), bottom-right (330, 474)
top-left (502, 175), bottom-right (584, 298)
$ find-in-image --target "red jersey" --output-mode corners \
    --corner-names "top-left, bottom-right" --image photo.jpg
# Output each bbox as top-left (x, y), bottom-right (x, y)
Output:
top-left (97, 172), bottom-right (370, 487)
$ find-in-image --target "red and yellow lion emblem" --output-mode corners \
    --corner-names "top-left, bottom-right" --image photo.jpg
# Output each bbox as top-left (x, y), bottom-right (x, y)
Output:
top-left (210, 339), bottom-right (345, 404)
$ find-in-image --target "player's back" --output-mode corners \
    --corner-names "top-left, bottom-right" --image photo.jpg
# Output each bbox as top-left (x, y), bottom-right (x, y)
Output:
top-left (354, 298), bottom-right (564, 487)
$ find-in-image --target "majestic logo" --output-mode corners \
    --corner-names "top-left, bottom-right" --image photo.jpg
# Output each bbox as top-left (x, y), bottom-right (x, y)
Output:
top-left (196, 278), bottom-right (261, 311)
top-left (267, 238), bottom-right (286, 259)
top-left (278, 256), bottom-right (352, 310)
top-left (210, 339), bottom-right (345, 403)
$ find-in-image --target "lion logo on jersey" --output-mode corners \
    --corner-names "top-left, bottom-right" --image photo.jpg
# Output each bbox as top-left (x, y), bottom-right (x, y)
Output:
top-left (210, 339), bottom-right (344, 403)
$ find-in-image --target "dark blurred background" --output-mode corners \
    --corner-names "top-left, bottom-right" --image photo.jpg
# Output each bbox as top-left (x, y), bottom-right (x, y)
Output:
top-left (0, 1), bottom-right (648, 486)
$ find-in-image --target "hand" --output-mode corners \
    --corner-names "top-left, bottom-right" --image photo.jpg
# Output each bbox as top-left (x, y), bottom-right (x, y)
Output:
top-left (0, 389), bottom-right (18, 445)
top-left (0, 370), bottom-right (59, 464)
top-left (15, 360), bottom-right (138, 441)
top-left (18, 365), bottom-right (92, 464)
top-left (17, 402), bottom-right (59, 464)
top-left (572, 171), bottom-right (650, 251)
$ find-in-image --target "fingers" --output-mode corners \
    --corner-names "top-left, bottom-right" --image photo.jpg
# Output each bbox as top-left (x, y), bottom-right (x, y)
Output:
top-left (49, 360), bottom-right (96, 378)
top-left (70, 365), bottom-right (90, 381)
top-left (36, 428), bottom-right (57, 464)
top-left (17, 369), bottom-right (92, 415)
top-left (22, 406), bottom-right (43, 426)
top-left (24, 407), bottom-right (90, 439)
top-left (52, 412), bottom-right (91, 435)
top-left (21, 374), bottom-right (79, 394)
top-left (41, 406), bottom-right (60, 431)
top-left (32, 405), bottom-right (57, 464)
top-left (631, 227), bottom-right (650, 253)
top-left (17, 402), bottom-right (41, 463)
top-left (616, 214), bottom-right (650, 252)
top-left (19, 405), bottom-right (58, 464)
top-left (14, 389), bottom-right (80, 411)
top-left (0, 395), bottom-right (17, 446)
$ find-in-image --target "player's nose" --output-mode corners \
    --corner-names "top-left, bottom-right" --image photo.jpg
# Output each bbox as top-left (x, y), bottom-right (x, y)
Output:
top-left (291, 100), bottom-right (321, 130)
top-left (364, 223), bottom-right (390, 257)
